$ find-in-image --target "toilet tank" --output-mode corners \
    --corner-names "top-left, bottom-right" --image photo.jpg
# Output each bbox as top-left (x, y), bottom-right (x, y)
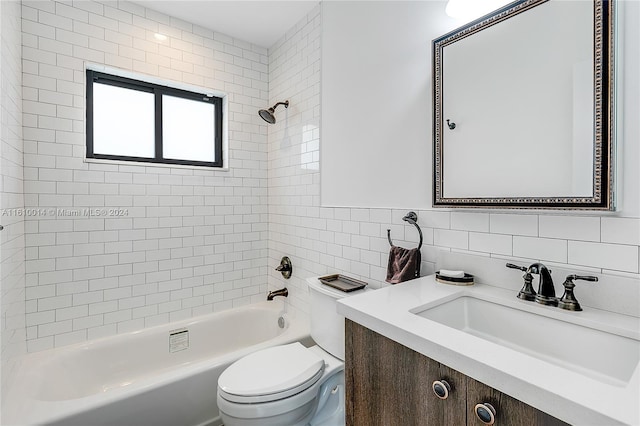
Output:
top-left (306, 277), bottom-right (368, 360)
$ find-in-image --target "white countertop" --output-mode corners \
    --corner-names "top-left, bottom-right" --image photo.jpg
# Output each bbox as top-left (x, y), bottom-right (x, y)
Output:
top-left (335, 275), bottom-right (640, 426)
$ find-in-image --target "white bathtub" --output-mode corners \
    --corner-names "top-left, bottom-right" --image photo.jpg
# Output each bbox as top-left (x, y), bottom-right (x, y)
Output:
top-left (4, 300), bottom-right (311, 426)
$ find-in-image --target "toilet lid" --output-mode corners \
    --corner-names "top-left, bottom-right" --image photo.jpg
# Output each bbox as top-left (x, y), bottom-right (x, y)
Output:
top-left (218, 342), bottom-right (325, 403)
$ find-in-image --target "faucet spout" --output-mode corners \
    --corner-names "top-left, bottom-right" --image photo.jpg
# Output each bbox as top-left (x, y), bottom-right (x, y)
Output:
top-left (528, 263), bottom-right (557, 306)
top-left (267, 287), bottom-right (288, 301)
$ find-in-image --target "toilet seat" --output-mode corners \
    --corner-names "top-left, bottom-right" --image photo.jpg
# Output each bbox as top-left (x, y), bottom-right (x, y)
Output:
top-left (218, 342), bottom-right (325, 404)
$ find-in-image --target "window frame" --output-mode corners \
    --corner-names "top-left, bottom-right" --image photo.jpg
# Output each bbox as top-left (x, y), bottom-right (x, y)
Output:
top-left (86, 70), bottom-right (223, 168)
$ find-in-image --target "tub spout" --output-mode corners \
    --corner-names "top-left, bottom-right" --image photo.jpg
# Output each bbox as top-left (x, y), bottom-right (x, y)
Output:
top-left (267, 288), bottom-right (288, 301)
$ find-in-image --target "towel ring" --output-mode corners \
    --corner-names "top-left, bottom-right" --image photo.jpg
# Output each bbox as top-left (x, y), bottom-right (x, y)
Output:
top-left (387, 211), bottom-right (423, 250)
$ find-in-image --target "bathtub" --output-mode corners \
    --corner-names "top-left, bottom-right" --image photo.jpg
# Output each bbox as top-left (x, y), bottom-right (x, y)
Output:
top-left (4, 300), bottom-right (311, 426)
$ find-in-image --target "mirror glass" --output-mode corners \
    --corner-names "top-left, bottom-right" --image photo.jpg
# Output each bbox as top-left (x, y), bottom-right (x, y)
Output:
top-left (433, 0), bottom-right (615, 209)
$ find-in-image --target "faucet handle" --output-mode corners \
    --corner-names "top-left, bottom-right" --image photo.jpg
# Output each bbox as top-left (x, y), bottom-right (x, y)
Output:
top-left (572, 275), bottom-right (598, 282)
top-left (276, 256), bottom-right (292, 279)
top-left (506, 263), bottom-right (527, 272)
top-left (506, 263), bottom-right (536, 301)
top-left (558, 274), bottom-right (598, 311)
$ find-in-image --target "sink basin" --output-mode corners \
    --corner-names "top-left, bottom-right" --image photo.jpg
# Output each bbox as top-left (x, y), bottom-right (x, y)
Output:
top-left (414, 295), bottom-right (640, 386)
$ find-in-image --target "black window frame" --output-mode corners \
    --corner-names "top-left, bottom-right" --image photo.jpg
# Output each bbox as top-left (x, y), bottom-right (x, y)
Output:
top-left (86, 70), bottom-right (223, 168)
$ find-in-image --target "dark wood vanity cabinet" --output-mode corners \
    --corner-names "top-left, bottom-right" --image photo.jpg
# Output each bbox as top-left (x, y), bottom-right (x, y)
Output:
top-left (345, 320), bottom-right (569, 426)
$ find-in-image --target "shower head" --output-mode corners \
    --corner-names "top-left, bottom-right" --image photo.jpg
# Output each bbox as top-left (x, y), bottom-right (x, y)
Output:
top-left (258, 100), bottom-right (289, 124)
top-left (258, 108), bottom-right (276, 124)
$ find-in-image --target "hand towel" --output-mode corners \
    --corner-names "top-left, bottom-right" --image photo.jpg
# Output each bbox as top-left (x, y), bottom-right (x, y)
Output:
top-left (385, 246), bottom-right (421, 284)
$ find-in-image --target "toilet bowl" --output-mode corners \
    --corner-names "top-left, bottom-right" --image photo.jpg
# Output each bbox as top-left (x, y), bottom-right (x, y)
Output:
top-left (217, 344), bottom-right (344, 426)
top-left (217, 277), bottom-right (367, 426)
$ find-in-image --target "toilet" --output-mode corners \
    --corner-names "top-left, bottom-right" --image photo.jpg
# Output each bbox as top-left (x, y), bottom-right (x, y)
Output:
top-left (216, 277), bottom-right (367, 426)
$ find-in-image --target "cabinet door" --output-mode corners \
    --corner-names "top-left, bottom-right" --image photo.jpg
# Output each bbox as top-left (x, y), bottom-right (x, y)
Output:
top-left (428, 359), bottom-right (468, 425)
top-left (467, 376), bottom-right (569, 426)
top-left (345, 321), bottom-right (570, 426)
top-left (345, 320), bottom-right (466, 426)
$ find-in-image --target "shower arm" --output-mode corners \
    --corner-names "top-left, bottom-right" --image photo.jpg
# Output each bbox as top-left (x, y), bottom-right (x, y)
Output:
top-left (272, 101), bottom-right (289, 110)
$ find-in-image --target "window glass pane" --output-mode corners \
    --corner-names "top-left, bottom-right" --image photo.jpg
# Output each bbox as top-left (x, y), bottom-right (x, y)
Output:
top-left (162, 95), bottom-right (215, 162)
top-left (92, 83), bottom-right (155, 158)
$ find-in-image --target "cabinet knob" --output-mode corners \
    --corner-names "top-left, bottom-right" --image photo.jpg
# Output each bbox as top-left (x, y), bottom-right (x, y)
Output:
top-left (431, 380), bottom-right (451, 399)
top-left (474, 403), bottom-right (496, 425)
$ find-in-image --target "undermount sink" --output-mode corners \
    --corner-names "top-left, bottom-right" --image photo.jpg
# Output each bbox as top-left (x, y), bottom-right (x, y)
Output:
top-left (413, 295), bottom-right (640, 387)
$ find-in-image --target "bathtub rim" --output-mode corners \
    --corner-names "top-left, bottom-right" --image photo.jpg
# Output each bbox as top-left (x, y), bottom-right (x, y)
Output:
top-left (3, 300), bottom-right (310, 426)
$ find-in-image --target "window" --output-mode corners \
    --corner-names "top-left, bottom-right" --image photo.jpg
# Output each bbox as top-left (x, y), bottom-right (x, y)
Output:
top-left (86, 70), bottom-right (223, 167)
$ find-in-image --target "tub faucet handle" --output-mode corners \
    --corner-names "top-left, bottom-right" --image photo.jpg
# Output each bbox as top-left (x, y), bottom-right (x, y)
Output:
top-left (276, 256), bottom-right (292, 279)
top-left (558, 274), bottom-right (598, 311)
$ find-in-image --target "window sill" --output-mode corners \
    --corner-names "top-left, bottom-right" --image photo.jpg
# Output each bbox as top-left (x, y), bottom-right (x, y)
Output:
top-left (84, 157), bottom-right (230, 172)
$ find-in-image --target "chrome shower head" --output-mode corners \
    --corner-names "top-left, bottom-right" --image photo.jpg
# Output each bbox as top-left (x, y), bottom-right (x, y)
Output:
top-left (258, 100), bottom-right (289, 124)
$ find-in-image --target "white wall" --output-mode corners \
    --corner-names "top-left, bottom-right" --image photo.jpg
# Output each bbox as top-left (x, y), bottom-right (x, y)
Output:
top-left (321, 1), bottom-right (451, 208)
top-left (21, 0), bottom-right (271, 351)
top-left (267, 0), bottom-right (638, 318)
top-left (1, 0), bottom-right (26, 403)
top-left (618, 0), bottom-right (640, 216)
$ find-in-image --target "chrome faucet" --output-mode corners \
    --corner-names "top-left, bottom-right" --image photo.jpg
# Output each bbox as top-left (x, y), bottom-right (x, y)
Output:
top-left (527, 263), bottom-right (557, 306)
top-left (267, 287), bottom-right (288, 301)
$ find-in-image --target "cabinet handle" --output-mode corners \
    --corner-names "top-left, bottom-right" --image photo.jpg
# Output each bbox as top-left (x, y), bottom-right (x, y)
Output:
top-left (431, 380), bottom-right (451, 399)
top-left (474, 403), bottom-right (496, 425)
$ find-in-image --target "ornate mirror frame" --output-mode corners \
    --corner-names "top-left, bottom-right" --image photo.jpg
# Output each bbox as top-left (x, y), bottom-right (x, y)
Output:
top-left (432, 0), bottom-right (615, 210)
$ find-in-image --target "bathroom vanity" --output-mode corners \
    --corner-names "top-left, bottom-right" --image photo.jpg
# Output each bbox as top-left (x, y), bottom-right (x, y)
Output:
top-left (337, 276), bottom-right (640, 426)
top-left (345, 320), bottom-right (567, 425)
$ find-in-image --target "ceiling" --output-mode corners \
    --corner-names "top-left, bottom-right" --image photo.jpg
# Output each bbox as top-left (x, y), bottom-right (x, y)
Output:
top-left (135, 1), bottom-right (320, 49)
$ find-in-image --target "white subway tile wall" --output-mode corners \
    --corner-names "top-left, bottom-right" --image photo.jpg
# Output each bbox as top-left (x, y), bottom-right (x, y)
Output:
top-left (539, 215), bottom-right (601, 242)
top-left (601, 217), bottom-right (640, 246)
top-left (1, 0), bottom-right (27, 397)
top-left (21, 0), bottom-right (270, 351)
top-left (11, 0), bottom-right (640, 355)
top-left (568, 241), bottom-right (639, 274)
top-left (513, 236), bottom-right (568, 264)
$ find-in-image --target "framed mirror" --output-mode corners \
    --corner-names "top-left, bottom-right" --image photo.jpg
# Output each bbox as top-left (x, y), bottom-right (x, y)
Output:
top-left (432, 0), bottom-right (615, 209)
